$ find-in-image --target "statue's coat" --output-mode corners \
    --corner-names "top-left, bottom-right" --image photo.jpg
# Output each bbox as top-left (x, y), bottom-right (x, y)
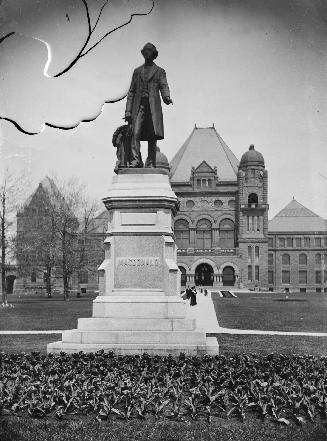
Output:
top-left (125, 63), bottom-right (170, 141)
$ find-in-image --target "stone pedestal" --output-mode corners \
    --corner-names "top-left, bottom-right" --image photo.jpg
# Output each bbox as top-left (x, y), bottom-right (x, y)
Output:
top-left (47, 170), bottom-right (218, 355)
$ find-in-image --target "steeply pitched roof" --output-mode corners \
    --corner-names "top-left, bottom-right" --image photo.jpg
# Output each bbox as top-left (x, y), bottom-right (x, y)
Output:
top-left (39, 176), bottom-right (59, 195)
top-left (169, 126), bottom-right (239, 183)
top-left (269, 199), bottom-right (327, 232)
top-left (20, 176), bottom-right (62, 211)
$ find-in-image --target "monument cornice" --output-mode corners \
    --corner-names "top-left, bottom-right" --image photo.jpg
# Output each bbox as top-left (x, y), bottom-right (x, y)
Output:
top-left (106, 232), bottom-right (175, 237)
top-left (102, 197), bottom-right (180, 215)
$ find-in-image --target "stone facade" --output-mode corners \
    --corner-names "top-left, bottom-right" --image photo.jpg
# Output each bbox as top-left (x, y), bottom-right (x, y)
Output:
top-left (170, 126), bottom-right (269, 290)
top-left (15, 126), bottom-right (327, 294)
top-left (267, 200), bottom-right (327, 293)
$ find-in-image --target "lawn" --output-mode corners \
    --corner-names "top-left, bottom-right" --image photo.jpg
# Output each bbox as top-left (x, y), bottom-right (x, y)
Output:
top-left (4, 291), bottom-right (327, 334)
top-left (1, 334), bottom-right (327, 356)
top-left (212, 292), bottom-right (327, 332)
top-left (0, 293), bottom-right (96, 331)
top-left (214, 334), bottom-right (327, 356)
top-left (0, 334), bottom-right (62, 353)
top-left (2, 415), bottom-right (327, 441)
top-left (1, 291), bottom-right (327, 355)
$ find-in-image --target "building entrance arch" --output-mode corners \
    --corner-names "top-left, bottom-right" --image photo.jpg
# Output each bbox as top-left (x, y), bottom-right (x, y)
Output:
top-left (222, 266), bottom-right (235, 286)
top-left (195, 263), bottom-right (213, 286)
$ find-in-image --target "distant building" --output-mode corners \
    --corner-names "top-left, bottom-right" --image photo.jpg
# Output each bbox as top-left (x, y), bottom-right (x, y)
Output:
top-left (15, 126), bottom-right (327, 293)
top-left (268, 199), bottom-right (327, 292)
top-left (15, 177), bottom-right (106, 295)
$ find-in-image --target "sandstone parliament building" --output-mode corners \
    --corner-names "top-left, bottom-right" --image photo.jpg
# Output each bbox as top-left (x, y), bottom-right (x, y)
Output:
top-left (15, 125), bottom-right (327, 294)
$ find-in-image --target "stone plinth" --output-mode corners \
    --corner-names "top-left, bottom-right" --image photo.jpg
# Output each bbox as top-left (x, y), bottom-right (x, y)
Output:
top-left (47, 170), bottom-right (218, 355)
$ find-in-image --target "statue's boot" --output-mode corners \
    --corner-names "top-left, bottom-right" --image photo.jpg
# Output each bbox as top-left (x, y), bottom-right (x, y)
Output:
top-left (129, 137), bottom-right (143, 167)
top-left (145, 140), bottom-right (157, 168)
top-left (129, 160), bottom-right (143, 168)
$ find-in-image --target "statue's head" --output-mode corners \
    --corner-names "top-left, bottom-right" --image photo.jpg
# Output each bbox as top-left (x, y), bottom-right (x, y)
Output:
top-left (141, 42), bottom-right (158, 61)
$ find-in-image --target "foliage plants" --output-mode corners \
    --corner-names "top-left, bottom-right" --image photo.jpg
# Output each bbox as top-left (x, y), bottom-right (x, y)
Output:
top-left (0, 351), bottom-right (326, 426)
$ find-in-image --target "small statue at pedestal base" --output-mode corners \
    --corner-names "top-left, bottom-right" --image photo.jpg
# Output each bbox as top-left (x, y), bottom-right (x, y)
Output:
top-left (112, 126), bottom-right (170, 174)
top-left (112, 124), bottom-right (133, 173)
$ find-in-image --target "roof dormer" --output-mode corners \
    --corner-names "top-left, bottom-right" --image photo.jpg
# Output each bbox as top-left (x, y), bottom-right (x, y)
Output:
top-left (191, 161), bottom-right (218, 190)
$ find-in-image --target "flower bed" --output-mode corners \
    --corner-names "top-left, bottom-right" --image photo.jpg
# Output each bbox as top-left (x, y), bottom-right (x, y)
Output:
top-left (1, 352), bottom-right (326, 426)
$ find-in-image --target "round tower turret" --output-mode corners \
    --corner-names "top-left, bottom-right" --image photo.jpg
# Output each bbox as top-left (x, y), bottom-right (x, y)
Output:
top-left (239, 145), bottom-right (265, 170)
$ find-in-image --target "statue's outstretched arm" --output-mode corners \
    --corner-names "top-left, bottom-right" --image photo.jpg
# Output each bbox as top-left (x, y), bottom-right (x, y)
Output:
top-left (159, 69), bottom-right (170, 101)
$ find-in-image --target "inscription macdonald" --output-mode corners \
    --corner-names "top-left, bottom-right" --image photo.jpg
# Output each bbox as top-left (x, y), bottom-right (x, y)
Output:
top-left (116, 257), bottom-right (160, 267)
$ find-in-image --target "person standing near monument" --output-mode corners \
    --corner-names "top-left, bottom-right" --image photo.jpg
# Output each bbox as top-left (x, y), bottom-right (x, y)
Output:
top-left (124, 43), bottom-right (173, 168)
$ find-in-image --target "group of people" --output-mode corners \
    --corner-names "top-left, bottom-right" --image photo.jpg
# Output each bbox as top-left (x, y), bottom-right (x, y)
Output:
top-left (182, 285), bottom-right (209, 306)
top-left (181, 285), bottom-right (219, 331)
top-left (182, 286), bottom-right (197, 306)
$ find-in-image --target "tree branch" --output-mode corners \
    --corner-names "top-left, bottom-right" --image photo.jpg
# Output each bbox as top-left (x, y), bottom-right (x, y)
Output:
top-left (92, 0), bottom-right (110, 33)
top-left (81, 0), bottom-right (155, 58)
top-left (82, 0), bottom-right (92, 35)
top-left (53, 0), bottom-right (94, 77)
top-left (0, 32), bottom-right (15, 45)
top-left (54, 0), bottom-right (155, 76)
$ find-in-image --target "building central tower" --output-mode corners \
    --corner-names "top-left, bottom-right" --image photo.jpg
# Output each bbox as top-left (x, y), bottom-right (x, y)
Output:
top-left (237, 145), bottom-right (269, 289)
top-left (170, 125), bottom-right (269, 290)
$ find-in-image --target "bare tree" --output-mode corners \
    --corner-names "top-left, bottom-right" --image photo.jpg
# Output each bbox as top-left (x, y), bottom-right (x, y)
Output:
top-left (45, 178), bottom-right (80, 301)
top-left (0, 169), bottom-right (28, 306)
top-left (48, 177), bottom-right (101, 300)
top-left (15, 176), bottom-right (101, 301)
top-left (15, 198), bottom-right (58, 298)
top-left (76, 195), bottom-right (103, 287)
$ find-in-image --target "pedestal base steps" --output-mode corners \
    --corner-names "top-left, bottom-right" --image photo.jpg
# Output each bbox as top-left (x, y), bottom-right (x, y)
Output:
top-left (47, 295), bottom-right (219, 355)
top-left (47, 171), bottom-right (219, 356)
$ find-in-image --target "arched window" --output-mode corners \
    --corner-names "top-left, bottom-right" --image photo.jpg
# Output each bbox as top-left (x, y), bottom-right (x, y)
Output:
top-left (315, 253), bottom-right (322, 265)
top-left (196, 219), bottom-right (212, 249)
top-left (219, 219), bottom-right (235, 248)
top-left (282, 254), bottom-right (290, 265)
top-left (31, 271), bottom-right (36, 283)
top-left (174, 219), bottom-right (190, 249)
top-left (299, 253), bottom-right (307, 265)
top-left (248, 193), bottom-right (258, 205)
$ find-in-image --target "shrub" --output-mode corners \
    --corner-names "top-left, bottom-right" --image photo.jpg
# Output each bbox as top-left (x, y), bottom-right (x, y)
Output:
top-left (0, 351), bottom-right (326, 426)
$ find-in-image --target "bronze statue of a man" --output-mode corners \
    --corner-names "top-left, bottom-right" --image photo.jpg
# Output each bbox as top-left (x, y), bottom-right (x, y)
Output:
top-left (124, 43), bottom-right (173, 168)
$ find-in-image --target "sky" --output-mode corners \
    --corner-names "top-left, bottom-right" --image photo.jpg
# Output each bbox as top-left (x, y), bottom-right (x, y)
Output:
top-left (0, 0), bottom-right (327, 219)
